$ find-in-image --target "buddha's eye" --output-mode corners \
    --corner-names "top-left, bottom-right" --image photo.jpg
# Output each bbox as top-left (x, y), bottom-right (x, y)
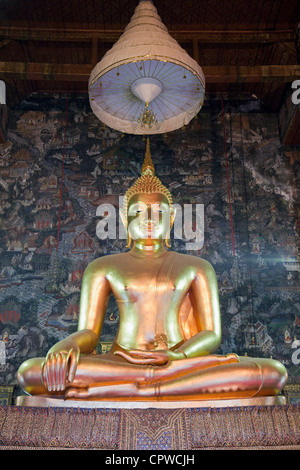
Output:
top-left (153, 206), bottom-right (167, 214)
top-left (128, 205), bottom-right (146, 216)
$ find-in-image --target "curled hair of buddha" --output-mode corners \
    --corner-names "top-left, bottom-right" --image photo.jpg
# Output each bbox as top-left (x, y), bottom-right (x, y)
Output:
top-left (122, 138), bottom-right (173, 221)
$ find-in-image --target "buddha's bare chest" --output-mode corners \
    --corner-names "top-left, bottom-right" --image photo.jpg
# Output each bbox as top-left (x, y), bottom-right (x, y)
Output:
top-left (108, 254), bottom-right (189, 306)
top-left (107, 254), bottom-right (192, 349)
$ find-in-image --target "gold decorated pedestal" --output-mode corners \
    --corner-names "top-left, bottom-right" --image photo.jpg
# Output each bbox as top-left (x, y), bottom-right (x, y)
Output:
top-left (16, 394), bottom-right (286, 409)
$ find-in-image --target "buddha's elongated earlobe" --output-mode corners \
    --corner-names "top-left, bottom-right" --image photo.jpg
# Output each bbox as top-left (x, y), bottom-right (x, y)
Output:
top-left (119, 208), bottom-right (131, 248)
top-left (165, 211), bottom-right (175, 248)
top-left (126, 232), bottom-right (132, 249)
top-left (164, 236), bottom-right (171, 248)
top-left (164, 224), bottom-right (171, 248)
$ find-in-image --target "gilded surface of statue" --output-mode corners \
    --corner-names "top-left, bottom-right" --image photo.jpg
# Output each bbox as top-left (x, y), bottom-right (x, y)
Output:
top-left (18, 141), bottom-right (287, 401)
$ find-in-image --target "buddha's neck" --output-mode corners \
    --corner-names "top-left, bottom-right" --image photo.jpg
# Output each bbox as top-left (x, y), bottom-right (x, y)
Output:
top-left (130, 240), bottom-right (167, 258)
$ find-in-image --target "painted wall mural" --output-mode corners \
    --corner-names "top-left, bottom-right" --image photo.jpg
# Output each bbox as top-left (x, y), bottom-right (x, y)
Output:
top-left (0, 92), bottom-right (299, 388)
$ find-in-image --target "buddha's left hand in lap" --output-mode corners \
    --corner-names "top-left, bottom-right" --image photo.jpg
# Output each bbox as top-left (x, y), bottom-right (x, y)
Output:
top-left (115, 349), bottom-right (183, 365)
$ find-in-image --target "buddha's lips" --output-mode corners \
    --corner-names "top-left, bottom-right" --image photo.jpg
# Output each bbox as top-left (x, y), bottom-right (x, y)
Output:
top-left (139, 221), bottom-right (157, 231)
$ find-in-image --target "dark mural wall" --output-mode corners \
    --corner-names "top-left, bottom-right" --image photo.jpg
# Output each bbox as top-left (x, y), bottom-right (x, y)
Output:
top-left (0, 92), bottom-right (299, 386)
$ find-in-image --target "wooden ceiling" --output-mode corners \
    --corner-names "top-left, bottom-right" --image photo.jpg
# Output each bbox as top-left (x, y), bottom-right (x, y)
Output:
top-left (0, 0), bottom-right (299, 109)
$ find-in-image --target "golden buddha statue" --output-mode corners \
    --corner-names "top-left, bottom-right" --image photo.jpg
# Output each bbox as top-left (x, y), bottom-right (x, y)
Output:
top-left (18, 141), bottom-right (287, 401)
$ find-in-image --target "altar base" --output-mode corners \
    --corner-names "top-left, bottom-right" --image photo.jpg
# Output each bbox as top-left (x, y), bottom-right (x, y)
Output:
top-left (1, 396), bottom-right (299, 450)
top-left (16, 394), bottom-right (286, 409)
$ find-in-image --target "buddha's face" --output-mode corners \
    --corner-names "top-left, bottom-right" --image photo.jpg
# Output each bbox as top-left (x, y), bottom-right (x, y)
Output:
top-left (127, 193), bottom-right (172, 242)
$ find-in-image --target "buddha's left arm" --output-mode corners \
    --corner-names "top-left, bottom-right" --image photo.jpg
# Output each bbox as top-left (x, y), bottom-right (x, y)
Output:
top-left (174, 260), bottom-right (222, 358)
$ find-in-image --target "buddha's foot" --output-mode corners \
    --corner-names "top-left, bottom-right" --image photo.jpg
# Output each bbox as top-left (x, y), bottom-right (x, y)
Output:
top-left (65, 382), bottom-right (143, 400)
top-left (65, 386), bottom-right (90, 399)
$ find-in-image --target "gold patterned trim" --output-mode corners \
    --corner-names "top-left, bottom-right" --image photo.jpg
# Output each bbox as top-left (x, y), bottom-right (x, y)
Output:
top-left (283, 384), bottom-right (300, 404)
top-left (0, 385), bottom-right (14, 405)
top-left (89, 56), bottom-right (205, 88)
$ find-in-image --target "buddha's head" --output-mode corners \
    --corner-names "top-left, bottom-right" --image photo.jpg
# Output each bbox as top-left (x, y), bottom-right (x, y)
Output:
top-left (121, 139), bottom-right (175, 246)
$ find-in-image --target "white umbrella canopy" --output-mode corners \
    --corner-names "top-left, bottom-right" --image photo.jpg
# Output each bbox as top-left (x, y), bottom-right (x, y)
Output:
top-left (89, 0), bottom-right (205, 135)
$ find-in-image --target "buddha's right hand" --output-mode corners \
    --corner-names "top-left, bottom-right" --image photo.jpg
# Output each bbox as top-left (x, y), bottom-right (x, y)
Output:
top-left (42, 342), bottom-right (80, 392)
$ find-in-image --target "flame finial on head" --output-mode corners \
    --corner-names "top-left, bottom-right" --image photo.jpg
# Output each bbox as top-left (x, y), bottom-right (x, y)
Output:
top-left (122, 138), bottom-right (173, 220)
top-left (141, 138), bottom-right (155, 175)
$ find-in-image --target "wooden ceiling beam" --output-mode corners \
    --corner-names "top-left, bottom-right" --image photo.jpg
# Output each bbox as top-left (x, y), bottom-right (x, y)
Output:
top-left (204, 65), bottom-right (300, 83)
top-left (0, 62), bottom-right (89, 81)
top-left (0, 26), bottom-right (296, 44)
top-left (0, 62), bottom-right (299, 83)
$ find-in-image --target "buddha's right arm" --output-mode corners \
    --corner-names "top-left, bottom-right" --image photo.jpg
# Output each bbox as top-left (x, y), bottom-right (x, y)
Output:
top-left (43, 262), bottom-right (111, 390)
top-left (47, 260), bottom-right (111, 355)
top-left (76, 260), bottom-right (111, 349)
top-left (46, 329), bottom-right (99, 355)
